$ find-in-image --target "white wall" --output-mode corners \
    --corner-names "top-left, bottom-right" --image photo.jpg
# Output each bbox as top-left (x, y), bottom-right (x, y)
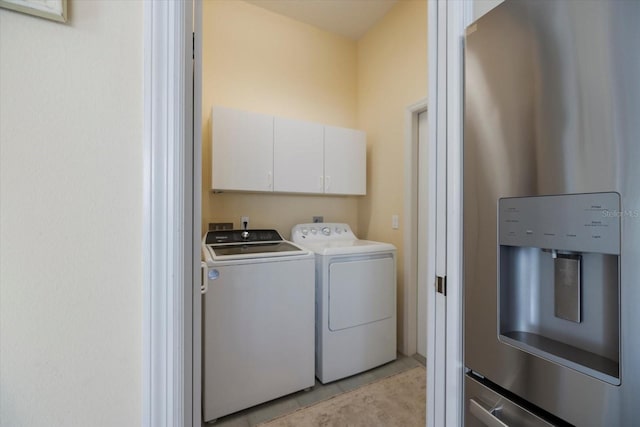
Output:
top-left (0, 1), bottom-right (143, 426)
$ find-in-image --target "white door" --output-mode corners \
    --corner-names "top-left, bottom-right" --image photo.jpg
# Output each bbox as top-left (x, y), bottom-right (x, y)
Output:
top-left (328, 256), bottom-right (395, 330)
top-left (324, 125), bottom-right (366, 195)
top-left (273, 117), bottom-right (324, 193)
top-left (429, 88), bottom-right (448, 427)
top-left (211, 106), bottom-right (274, 192)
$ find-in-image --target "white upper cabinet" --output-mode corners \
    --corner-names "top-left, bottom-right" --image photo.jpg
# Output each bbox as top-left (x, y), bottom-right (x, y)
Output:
top-left (211, 106), bottom-right (366, 195)
top-left (324, 126), bottom-right (367, 195)
top-left (273, 117), bottom-right (324, 194)
top-left (211, 106), bottom-right (274, 192)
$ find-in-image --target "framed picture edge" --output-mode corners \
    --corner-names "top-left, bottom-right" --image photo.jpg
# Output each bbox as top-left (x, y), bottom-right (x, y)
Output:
top-left (0, 0), bottom-right (67, 23)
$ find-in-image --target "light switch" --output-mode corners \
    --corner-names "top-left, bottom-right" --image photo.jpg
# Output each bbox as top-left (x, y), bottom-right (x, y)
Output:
top-left (392, 214), bottom-right (399, 229)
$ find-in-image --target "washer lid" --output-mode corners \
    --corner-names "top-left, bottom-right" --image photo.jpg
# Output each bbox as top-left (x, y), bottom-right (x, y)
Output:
top-left (212, 241), bottom-right (301, 257)
top-left (202, 229), bottom-right (313, 261)
top-left (204, 241), bottom-right (309, 261)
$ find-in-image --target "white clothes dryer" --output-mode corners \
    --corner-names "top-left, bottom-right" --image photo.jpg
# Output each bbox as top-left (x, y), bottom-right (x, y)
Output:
top-left (291, 223), bottom-right (397, 384)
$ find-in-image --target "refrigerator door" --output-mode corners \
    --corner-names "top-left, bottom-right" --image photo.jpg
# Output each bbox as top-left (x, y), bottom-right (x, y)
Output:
top-left (464, 0), bottom-right (640, 425)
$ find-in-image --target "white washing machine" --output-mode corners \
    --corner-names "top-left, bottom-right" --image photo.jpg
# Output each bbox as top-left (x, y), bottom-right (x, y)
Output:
top-left (291, 223), bottom-right (397, 384)
top-left (201, 229), bottom-right (315, 422)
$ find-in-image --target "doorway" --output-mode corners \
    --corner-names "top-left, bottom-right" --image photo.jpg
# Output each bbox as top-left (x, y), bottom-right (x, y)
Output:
top-left (144, 1), bottom-right (447, 426)
top-left (403, 99), bottom-right (430, 359)
top-left (199, 0), bottom-right (429, 425)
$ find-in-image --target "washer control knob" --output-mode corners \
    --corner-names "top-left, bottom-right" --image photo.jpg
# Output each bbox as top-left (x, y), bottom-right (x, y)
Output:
top-left (302, 227), bottom-right (309, 235)
top-left (321, 226), bottom-right (331, 236)
top-left (310, 227), bottom-right (317, 234)
top-left (335, 227), bottom-right (342, 234)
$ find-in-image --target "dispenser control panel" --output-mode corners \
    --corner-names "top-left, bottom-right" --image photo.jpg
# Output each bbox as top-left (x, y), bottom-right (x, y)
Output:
top-left (498, 192), bottom-right (620, 254)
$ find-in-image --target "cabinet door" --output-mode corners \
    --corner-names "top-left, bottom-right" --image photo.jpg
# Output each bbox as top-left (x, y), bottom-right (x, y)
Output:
top-left (273, 117), bottom-right (324, 194)
top-left (324, 125), bottom-right (366, 195)
top-left (211, 106), bottom-right (274, 192)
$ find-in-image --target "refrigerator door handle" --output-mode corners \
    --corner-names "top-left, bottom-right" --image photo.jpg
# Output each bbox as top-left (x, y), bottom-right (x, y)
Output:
top-left (469, 398), bottom-right (509, 427)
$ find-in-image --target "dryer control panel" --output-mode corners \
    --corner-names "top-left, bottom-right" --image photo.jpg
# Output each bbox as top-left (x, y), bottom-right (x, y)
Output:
top-left (291, 223), bottom-right (356, 242)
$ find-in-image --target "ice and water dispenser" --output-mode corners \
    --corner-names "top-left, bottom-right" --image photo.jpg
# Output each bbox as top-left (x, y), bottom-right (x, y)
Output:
top-left (498, 192), bottom-right (620, 385)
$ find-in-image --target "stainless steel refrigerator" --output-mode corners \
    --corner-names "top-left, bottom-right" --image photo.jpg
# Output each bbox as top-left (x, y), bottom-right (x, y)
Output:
top-left (463, 1), bottom-right (640, 425)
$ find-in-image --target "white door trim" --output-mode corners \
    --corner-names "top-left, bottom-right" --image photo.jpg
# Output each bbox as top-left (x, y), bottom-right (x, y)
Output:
top-left (192, 1), bottom-right (203, 425)
top-left (445, 2), bottom-right (473, 426)
top-left (426, 1), bottom-right (446, 425)
top-left (142, 1), bottom-right (200, 426)
top-left (403, 99), bottom-right (428, 357)
top-left (427, 0), bottom-right (474, 426)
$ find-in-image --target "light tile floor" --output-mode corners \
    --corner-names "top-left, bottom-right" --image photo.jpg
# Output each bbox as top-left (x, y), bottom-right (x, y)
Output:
top-left (208, 354), bottom-right (426, 427)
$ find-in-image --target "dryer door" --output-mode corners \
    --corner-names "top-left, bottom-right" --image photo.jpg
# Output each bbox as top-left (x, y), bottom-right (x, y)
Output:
top-left (328, 254), bottom-right (395, 331)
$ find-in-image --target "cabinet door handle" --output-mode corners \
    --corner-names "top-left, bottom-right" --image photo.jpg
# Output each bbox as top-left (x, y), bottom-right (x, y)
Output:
top-left (325, 175), bottom-right (331, 192)
top-left (267, 171), bottom-right (273, 189)
top-left (318, 176), bottom-right (324, 191)
top-left (469, 399), bottom-right (508, 427)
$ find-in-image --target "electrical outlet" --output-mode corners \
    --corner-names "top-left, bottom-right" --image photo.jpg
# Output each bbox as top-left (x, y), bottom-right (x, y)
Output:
top-left (313, 216), bottom-right (323, 223)
top-left (392, 215), bottom-right (399, 230)
top-left (209, 222), bottom-right (233, 231)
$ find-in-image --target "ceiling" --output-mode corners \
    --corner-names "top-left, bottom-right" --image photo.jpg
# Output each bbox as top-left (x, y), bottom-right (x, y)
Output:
top-left (244, 0), bottom-right (398, 40)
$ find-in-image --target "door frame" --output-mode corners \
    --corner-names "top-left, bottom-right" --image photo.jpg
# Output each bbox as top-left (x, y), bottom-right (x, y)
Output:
top-left (142, 0), bottom-right (479, 425)
top-left (142, 1), bottom-right (202, 426)
top-left (403, 99), bottom-right (429, 357)
top-left (426, 0), bottom-right (473, 426)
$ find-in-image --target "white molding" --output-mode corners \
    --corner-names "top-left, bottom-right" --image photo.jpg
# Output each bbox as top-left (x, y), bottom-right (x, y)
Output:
top-left (426, 1), bottom-right (441, 425)
top-left (403, 99), bottom-right (428, 357)
top-left (143, 1), bottom-right (196, 426)
top-left (428, 0), bottom-right (451, 425)
top-left (427, 0), bottom-right (474, 426)
top-left (192, 0), bottom-right (203, 425)
top-left (444, 1), bottom-right (474, 426)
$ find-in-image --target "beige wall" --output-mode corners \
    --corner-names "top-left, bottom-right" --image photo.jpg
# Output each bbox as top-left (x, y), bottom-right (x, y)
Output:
top-left (357, 0), bottom-right (428, 351)
top-left (0, 2), bottom-right (142, 426)
top-left (202, 0), bottom-right (359, 238)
